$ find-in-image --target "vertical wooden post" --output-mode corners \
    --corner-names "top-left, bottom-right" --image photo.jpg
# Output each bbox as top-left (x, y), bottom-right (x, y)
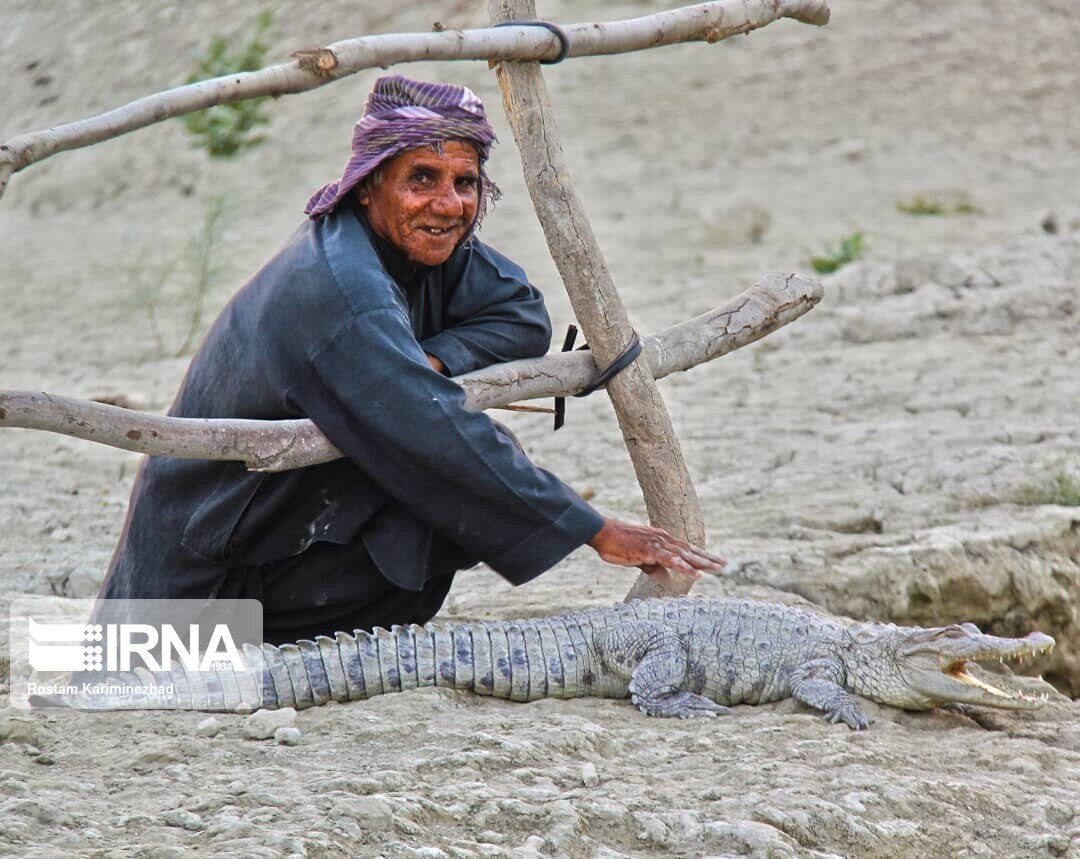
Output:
top-left (489, 0), bottom-right (705, 600)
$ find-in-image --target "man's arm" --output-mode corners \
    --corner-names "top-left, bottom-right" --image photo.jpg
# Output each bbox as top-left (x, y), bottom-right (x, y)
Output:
top-left (417, 243), bottom-right (726, 578)
top-left (419, 241), bottom-right (552, 376)
top-left (293, 304), bottom-right (725, 585)
top-left (291, 304), bottom-right (599, 584)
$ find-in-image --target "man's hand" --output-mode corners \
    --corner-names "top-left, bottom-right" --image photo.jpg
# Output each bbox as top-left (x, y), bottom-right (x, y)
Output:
top-left (587, 518), bottom-right (726, 579)
top-left (425, 353), bottom-right (446, 374)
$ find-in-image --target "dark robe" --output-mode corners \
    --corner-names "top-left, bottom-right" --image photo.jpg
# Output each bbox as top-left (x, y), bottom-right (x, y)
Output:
top-left (99, 200), bottom-right (604, 642)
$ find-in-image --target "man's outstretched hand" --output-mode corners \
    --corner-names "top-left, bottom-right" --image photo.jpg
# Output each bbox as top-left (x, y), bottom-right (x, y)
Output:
top-left (587, 518), bottom-right (726, 579)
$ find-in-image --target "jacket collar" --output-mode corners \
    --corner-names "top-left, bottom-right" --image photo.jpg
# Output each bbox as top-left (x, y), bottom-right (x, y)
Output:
top-left (350, 201), bottom-right (425, 290)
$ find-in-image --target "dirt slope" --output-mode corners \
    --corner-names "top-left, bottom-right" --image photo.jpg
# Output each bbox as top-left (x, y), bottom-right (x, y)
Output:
top-left (1, 1), bottom-right (1078, 856)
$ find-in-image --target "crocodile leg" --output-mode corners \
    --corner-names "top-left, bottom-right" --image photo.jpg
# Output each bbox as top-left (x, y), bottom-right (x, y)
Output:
top-left (593, 621), bottom-right (730, 719)
top-left (790, 658), bottom-right (871, 730)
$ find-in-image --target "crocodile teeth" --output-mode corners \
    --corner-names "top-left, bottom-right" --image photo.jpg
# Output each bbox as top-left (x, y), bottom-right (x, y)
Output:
top-left (949, 666), bottom-right (1017, 699)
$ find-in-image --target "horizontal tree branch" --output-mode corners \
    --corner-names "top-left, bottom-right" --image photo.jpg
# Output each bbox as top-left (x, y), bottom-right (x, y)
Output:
top-left (0, 0), bottom-right (829, 200)
top-left (0, 272), bottom-right (821, 471)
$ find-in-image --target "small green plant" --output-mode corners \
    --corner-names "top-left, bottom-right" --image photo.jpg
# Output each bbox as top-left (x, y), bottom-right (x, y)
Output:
top-left (897, 195), bottom-right (984, 217)
top-left (1012, 472), bottom-right (1080, 507)
top-left (177, 194), bottom-right (227, 354)
top-left (897, 196), bottom-right (946, 216)
top-left (952, 200), bottom-right (983, 215)
top-left (129, 195), bottom-right (228, 357)
top-left (182, 11), bottom-right (274, 157)
top-left (810, 232), bottom-right (864, 274)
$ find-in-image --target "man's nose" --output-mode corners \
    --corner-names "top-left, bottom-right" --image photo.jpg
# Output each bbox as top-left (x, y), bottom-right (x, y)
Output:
top-left (430, 181), bottom-right (465, 217)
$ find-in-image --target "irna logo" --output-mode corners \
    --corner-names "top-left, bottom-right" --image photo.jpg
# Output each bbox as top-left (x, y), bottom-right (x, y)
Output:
top-left (27, 617), bottom-right (244, 673)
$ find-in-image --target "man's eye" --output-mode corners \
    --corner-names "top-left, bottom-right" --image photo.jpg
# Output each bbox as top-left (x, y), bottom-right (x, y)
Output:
top-left (411, 171), bottom-right (432, 184)
top-left (456, 176), bottom-right (478, 190)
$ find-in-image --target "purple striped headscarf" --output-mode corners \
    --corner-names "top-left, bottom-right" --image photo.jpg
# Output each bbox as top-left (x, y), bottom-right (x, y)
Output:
top-left (304, 75), bottom-right (499, 225)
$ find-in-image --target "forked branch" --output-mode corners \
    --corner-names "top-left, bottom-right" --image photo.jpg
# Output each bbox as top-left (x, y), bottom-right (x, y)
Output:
top-left (0, 0), bottom-right (829, 199)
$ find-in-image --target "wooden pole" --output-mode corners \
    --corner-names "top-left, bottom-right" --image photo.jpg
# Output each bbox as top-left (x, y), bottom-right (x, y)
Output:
top-left (490, 0), bottom-right (708, 600)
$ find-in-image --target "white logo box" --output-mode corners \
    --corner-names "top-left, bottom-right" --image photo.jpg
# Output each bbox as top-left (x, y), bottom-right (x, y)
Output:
top-left (9, 598), bottom-right (264, 711)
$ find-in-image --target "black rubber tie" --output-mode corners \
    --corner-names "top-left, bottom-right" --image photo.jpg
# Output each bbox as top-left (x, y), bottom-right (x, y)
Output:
top-left (574, 332), bottom-right (644, 398)
top-left (553, 324), bottom-right (578, 431)
top-left (493, 20), bottom-right (571, 64)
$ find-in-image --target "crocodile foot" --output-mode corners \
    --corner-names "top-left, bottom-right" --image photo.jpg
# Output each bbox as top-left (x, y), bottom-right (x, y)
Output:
top-left (633, 691), bottom-right (731, 719)
top-left (823, 702), bottom-right (871, 731)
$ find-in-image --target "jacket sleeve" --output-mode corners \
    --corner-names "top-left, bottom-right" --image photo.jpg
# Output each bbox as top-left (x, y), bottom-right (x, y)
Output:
top-left (289, 305), bottom-right (604, 585)
top-left (419, 241), bottom-right (552, 376)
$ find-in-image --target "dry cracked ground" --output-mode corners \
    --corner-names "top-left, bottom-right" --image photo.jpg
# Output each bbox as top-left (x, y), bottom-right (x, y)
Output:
top-left (1, 0), bottom-right (1078, 856)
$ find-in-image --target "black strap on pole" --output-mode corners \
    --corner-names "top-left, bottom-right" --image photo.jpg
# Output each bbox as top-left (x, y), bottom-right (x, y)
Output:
top-left (553, 324), bottom-right (644, 431)
top-left (492, 20), bottom-right (572, 64)
top-left (573, 332), bottom-right (644, 398)
top-left (553, 324), bottom-right (577, 431)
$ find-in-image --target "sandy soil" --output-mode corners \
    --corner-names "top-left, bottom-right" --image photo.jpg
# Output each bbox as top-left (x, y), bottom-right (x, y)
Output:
top-left (1, 0), bottom-right (1079, 856)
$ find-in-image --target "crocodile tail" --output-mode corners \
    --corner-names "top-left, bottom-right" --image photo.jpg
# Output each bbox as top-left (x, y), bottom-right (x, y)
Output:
top-left (252, 616), bottom-right (595, 710)
top-left (252, 623), bottom-right (457, 710)
top-left (450, 616), bottom-right (595, 703)
top-left (31, 615), bottom-right (597, 712)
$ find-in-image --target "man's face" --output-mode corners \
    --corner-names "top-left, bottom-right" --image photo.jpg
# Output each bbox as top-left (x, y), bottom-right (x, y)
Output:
top-left (358, 141), bottom-right (480, 268)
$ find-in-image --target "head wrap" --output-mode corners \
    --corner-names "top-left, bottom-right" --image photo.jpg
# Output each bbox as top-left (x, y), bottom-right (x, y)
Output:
top-left (304, 75), bottom-right (500, 226)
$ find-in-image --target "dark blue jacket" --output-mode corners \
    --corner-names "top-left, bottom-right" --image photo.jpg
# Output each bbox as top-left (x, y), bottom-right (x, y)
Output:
top-left (100, 201), bottom-right (604, 603)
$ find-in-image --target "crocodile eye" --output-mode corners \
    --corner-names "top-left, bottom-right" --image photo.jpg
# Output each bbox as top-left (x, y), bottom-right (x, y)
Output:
top-left (927, 625), bottom-right (968, 639)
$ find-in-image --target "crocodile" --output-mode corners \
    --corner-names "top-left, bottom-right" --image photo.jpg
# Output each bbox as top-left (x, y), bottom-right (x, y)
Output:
top-left (35, 598), bottom-right (1055, 729)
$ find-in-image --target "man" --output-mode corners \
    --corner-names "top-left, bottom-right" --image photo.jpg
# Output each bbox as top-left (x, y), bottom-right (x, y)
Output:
top-left (99, 76), bottom-right (723, 644)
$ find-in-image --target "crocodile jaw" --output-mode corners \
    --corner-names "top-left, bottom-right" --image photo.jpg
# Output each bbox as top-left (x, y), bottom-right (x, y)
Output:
top-left (902, 631), bottom-right (1056, 710)
top-left (941, 662), bottom-right (1047, 709)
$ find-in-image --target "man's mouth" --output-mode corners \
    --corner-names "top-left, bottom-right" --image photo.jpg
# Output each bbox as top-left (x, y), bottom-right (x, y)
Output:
top-left (420, 225), bottom-right (458, 236)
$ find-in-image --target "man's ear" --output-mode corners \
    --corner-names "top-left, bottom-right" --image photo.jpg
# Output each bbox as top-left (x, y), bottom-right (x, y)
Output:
top-left (355, 186), bottom-right (370, 207)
